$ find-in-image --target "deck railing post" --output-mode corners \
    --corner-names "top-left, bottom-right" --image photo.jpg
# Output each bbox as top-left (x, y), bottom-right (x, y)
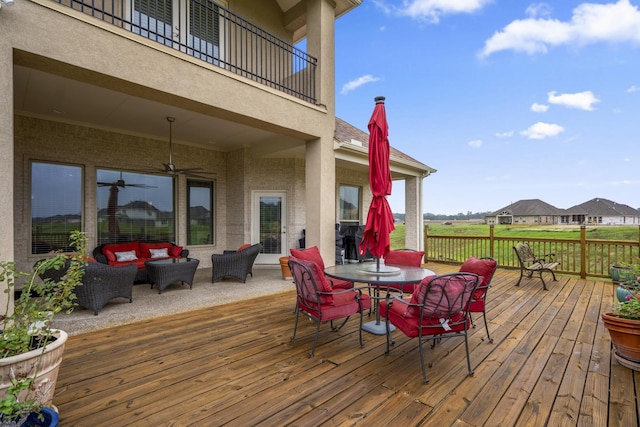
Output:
top-left (489, 224), bottom-right (495, 259)
top-left (424, 225), bottom-right (429, 263)
top-left (580, 225), bottom-right (587, 279)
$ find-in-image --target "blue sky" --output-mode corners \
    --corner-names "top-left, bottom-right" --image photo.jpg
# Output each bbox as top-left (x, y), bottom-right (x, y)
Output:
top-left (334, 0), bottom-right (640, 215)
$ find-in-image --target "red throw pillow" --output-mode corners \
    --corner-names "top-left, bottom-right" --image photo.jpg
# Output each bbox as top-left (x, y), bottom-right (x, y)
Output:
top-left (384, 250), bottom-right (424, 267)
top-left (459, 257), bottom-right (497, 287)
top-left (290, 246), bottom-right (325, 271)
top-left (237, 244), bottom-right (252, 252)
top-left (169, 246), bottom-right (183, 257)
top-left (103, 248), bottom-right (116, 262)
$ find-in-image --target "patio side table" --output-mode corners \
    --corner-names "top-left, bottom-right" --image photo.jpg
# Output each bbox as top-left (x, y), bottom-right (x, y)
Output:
top-left (145, 257), bottom-right (200, 294)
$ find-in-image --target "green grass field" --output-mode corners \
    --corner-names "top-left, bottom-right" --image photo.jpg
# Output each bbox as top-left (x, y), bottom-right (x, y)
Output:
top-left (390, 223), bottom-right (640, 249)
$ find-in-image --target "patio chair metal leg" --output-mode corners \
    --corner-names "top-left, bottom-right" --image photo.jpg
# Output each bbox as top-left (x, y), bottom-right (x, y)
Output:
top-left (291, 307), bottom-right (300, 342)
top-left (418, 337), bottom-right (429, 384)
top-left (464, 333), bottom-right (474, 377)
top-left (483, 310), bottom-right (493, 343)
top-left (310, 317), bottom-right (321, 358)
top-left (330, 316), bottom-right (350, 332)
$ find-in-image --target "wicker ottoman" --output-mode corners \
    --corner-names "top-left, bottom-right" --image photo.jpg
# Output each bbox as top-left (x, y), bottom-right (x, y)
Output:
top-left (144, 258), bottom-right (200, 294)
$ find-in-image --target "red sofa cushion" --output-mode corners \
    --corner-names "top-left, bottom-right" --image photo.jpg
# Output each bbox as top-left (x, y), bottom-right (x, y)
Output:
top-left (103, 242), bottom-right (140, 262)
top-left (169, 246), bottom-right (183, 257)
top-left (107, 258), bottom-right (147, 270)
top-left (237, 243), bottom-right (252, 252)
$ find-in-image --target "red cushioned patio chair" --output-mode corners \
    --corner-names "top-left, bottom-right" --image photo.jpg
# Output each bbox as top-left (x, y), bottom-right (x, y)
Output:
top-left (459, 256), bottom-right (498, 343)
top-left (288, 257), bottom-right (371, 357)
top-left (379, 272), bottom-right (480, 383)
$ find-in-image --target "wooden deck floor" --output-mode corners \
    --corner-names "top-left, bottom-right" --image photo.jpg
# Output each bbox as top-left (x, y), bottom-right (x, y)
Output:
top-left (54, 264), bottom-right (640, 426)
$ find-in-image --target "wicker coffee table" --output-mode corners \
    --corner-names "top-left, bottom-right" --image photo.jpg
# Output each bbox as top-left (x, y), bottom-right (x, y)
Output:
top-left (144, 258), bottom-right (200, 294)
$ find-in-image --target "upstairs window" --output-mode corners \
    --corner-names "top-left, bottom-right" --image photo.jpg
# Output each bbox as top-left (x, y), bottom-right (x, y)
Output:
top-left (189, 0), bottom-right (225, 63)
top-left (133, 0), bottom-right (173, 46)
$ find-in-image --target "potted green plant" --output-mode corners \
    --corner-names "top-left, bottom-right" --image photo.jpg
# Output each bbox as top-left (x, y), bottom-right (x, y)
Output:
top-left (602, 262), bottom-right (640, 370)
top-left (0, 231), bottom-right (87, 426)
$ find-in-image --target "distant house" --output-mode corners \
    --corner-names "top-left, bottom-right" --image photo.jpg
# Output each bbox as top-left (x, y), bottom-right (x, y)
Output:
top-left (485, 197), bottom-right (640, 225)
top-left (565, 198), bottom-right (640, 225)
top-left (485, 199), bottom-right (563, 225)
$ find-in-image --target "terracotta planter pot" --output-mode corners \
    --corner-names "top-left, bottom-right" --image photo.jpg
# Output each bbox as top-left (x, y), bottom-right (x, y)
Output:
top-left (0, 330), bottom-right (68, 408)
top-left (602, 312), bottom-right (640, 363)
top-left (279, 257), bottom-right (292, 280)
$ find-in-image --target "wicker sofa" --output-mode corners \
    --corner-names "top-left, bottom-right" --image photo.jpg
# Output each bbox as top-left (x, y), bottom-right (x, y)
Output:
top-left (93, 241), bottom-right (189, 282)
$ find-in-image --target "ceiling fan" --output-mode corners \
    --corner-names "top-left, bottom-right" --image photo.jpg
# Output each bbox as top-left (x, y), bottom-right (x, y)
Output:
top-left (97, 170), bottom-right (156, 189)
top-left (144, 116), bottom-right (216, 179)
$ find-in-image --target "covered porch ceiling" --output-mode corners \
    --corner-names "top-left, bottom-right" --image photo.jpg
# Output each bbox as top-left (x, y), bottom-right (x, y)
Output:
top-left (12, 63), bottom-right (308, 159)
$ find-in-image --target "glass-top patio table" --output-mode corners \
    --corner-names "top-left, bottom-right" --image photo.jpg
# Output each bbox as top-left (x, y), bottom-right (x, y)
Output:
top-left (324, 262), bottom-right (435, 335)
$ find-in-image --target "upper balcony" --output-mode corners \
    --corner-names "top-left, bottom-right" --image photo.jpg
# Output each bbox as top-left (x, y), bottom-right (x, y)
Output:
top-left (52, 0), bottom-right (318, 103)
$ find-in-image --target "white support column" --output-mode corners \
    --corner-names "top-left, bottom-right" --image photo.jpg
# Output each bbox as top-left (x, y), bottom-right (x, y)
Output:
top-left (404, 176), bottom-right (423, 250)
top-left (304, 0), bottom-right (337, 264)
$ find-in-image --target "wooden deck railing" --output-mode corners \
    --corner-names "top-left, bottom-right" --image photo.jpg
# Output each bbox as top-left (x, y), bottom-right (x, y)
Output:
top-left (424, 225), bottom-right (640, 279)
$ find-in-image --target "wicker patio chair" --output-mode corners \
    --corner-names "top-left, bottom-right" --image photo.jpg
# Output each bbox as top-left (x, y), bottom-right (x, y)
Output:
top-left (38, 260), bottom-right (138, 315)
top-left (211, 243), bottom-right (262, 283)
top-left (77, 262), bottom-right (138, 315)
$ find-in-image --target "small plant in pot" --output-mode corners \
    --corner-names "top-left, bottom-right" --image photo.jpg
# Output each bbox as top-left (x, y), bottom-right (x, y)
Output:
top-left (0, 231), bottom-right (87, 427)
top-left (602, 262), bottom-right (640, 370)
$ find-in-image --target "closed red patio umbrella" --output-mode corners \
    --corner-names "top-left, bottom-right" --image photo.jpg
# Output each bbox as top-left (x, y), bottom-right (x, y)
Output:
top-left (359, 96), bottom-right (395, 270)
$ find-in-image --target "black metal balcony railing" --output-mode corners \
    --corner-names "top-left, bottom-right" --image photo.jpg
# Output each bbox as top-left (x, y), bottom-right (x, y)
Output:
top-left (55, 0), bottom-right (317, 103)
top-left (424, 225), bottom-right (640, 279)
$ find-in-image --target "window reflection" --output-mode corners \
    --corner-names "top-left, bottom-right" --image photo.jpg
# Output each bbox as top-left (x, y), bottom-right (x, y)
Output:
top-left (187, 180), bottom-right (214, 245)
top-left (31, 162), bottom-right (83, 254)
top-left (96, 169), bottom-right (174, 244)
top-left (339, 185), bottom-right (360, 222)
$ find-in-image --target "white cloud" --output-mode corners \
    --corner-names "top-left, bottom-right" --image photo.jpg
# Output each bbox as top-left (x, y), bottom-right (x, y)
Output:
top-left (468, 139), bottom-right (483, 147)
top-left (531, 102), bottom-right (549, 112)
top-left (479, 0), bottom-right (640, 58)
top-left (397, 0), bottom-right (493, 23)
top-left (547, 90), bottom-right (599, 110)
top-left (340, 75), bottom-right (381, 94)
top-left (526, 3), bottom-right (554, 19)
top-left (520, 122), bottom-right (565, 139)
top-left (496, 130), bottom-right (514, 138)
top-left (627, 85), bottom-right (640, 93)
